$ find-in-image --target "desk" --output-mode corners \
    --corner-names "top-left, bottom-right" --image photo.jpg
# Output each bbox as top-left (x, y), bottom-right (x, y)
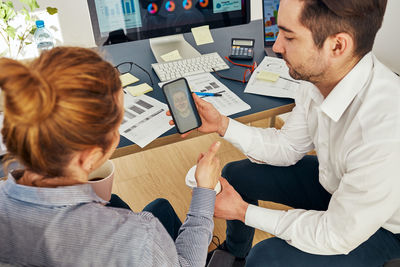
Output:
top-left (100, 20), bottom-right (294, 159)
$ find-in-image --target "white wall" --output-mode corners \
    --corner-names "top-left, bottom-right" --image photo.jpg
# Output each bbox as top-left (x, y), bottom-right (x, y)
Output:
top-left (373, 0), bottom-right (400, 74)
top-left (37, 0), bottom-right (96, 48)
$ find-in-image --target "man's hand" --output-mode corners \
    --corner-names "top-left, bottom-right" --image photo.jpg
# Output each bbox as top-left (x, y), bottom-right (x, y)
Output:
top-left (167, 93), bottom-right (229, 138)
top-left (195, 141), bottom-right (221, 190)
top-left (214, 177), bottom-right (249, 223)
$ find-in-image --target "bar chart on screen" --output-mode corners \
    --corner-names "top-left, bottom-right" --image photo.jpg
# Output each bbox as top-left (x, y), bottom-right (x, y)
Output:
top-left (94, 0), bottom-right (142, 36)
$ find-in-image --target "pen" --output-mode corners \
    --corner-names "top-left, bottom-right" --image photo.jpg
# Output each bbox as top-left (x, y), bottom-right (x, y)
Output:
top-left (194, 92), bottom-right (222, 97)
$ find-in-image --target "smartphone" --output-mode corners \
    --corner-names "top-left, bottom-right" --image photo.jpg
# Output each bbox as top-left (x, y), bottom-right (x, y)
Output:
top-left (162, 78), bottom-right (202, 134)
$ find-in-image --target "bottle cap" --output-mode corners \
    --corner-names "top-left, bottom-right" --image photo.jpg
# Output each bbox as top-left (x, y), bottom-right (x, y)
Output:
top-left (36, 20), bottom-right (44, 28)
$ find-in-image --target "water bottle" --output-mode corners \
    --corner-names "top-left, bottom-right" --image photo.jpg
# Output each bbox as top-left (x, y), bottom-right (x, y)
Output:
top-left (34, 20), bottom-right (54, 51)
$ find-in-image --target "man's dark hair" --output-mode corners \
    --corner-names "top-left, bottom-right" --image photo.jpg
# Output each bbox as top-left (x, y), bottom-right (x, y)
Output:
top-left (300, 0), bottom-right (387, 58)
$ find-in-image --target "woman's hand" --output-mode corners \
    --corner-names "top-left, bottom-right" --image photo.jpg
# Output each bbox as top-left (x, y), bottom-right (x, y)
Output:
top-left (167, 93), bottom-right (229, 138)
top-left (195, 141), bottom-right (221, 190)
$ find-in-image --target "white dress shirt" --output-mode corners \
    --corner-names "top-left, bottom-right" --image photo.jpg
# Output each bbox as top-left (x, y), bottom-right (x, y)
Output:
top-left (223, 52), bottom-right (400, 255)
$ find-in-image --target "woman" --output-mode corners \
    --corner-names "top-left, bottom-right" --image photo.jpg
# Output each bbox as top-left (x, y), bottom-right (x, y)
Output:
top-left (0, 47), bottom-right (220, 266)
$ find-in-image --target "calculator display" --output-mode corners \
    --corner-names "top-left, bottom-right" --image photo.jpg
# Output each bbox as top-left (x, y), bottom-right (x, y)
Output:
top-left (233, 39), bottom-right (253, 46)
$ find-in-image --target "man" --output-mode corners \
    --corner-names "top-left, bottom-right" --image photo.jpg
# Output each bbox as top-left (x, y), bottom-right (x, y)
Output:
top-left (172, 0), bottom-right (400, 266)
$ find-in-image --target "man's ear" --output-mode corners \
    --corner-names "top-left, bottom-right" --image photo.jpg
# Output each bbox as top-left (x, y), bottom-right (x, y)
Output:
top-left (78, 147), bottom-right (104, 174)
top-left (327, 32), bottom-right (354, 57)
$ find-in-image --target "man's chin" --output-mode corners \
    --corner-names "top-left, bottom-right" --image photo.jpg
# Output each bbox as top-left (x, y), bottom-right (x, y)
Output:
top-left (288, 68), bottom-right (302, 80)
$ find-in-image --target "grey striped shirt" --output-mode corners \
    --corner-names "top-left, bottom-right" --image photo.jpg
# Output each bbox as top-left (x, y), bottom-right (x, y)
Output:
top-left (0, 173), bottom-right (215, 266)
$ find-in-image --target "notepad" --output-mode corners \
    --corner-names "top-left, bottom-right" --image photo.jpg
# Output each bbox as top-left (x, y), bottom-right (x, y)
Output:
top-left (161, 50), bottom-right (182, 62)
top-left (120, 73), bottom-right (139, 87)
top-left (191, 25), bottom-right (214, 46)
top-left (126, 83), bottom-right (153, 96)
top-left (257, 71), bottom-right (280, 82)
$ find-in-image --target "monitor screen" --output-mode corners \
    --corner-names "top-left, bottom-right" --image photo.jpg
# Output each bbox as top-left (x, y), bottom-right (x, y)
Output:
top-left (263, 0), bottom-right (279, 45)
top-left (87, 0), bottom-right (250, 46)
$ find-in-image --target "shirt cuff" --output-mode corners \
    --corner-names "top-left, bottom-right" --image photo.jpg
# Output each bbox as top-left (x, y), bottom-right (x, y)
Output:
top-left (189, 187), bottom-right (216, 217)
top-left (245, 204), bottom-right (285, 235)
top-left (223, 118), bottom-right (253, 152)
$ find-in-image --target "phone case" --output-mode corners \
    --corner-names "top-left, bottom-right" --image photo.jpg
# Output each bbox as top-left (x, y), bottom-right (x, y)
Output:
top-left (162, 78), bottom-right (202, 134)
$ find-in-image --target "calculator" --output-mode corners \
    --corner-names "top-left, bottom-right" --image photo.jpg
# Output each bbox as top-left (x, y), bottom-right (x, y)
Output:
top-left (229, 38), bottom-right (255, 60)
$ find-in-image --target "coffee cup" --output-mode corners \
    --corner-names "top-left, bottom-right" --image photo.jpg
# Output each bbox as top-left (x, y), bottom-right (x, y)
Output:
top-left (185, 165), bottom-right (221, 194)
top-left (88, 160), bottom-right (115, 201)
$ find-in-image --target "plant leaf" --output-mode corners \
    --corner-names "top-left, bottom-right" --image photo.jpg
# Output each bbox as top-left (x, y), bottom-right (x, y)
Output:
top-left (46, 7), bottom-right (57, 15)
top-left (24, 41), bottom-right (31, 45)
top-left (29, 25), bottom-right (36, 35)
top-left (6, 25), bottom-right (15, 39)
top-left (19, 0), bottom-right (39, 11)
top-left (0, 8), bottom-right (5, 20)
top-left (21, 7), bottom-right (31, 21)
top-left (5, 1), bottom-right (13, 9)
top-left (0, 49), bottom-right (8, 57)
top-left (2, 2), bottom-right (16, 21)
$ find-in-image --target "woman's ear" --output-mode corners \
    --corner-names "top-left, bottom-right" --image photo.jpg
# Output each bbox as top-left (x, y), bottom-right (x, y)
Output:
top-left (78, 147), bottom-right (105, 174)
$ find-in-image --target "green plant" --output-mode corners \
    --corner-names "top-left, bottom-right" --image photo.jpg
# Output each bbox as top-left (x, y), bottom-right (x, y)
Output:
top-left (0, 0), bottom-right (57, 58)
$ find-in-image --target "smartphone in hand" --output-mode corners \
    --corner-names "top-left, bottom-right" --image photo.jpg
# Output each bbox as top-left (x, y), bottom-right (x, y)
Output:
top-left (162, 78), bottom-right (202, 134)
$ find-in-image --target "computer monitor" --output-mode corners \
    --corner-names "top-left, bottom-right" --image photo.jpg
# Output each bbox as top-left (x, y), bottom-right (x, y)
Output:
top-left (87, 0), bottom-right (250, 61)
top-left (262, 0), bottom-right (279, 57)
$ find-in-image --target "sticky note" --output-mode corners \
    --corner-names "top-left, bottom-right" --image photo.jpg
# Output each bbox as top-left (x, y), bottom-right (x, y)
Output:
top-left (120, 73), bottom-right (139, 87)
top-left (161, 50), bottom-right (182, 62)
top-left (126, 83), bottom-right (153, 96)
top-left (257, 71), bottom-right (280, 82)
top-left (191, 25), bottom-right (214, 46)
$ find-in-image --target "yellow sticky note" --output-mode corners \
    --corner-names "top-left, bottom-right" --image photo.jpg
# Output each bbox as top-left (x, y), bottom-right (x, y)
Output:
top-left (161, 50), bottom-right (182, 62)
top-left (120, 73), bottom-right (139, 87)
top-left (126, 83), bottom-right (153, 96)
top-left (191, 25), bottom-right (214, 46)
top-left (257, 71), bottom-right (280, 82)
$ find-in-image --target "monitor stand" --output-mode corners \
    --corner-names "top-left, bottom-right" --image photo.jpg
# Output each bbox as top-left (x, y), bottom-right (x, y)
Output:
top-left (150, 34), bottom-right (201, 63)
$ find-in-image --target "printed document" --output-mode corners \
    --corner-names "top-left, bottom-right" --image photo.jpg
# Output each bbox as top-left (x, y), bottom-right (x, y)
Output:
top-left (120, 94), bottom-right (173, 148)
top-left (245, 56), bottom-right (300, 99)
top-left (159, 73), bottom-right (250, 116)
top-left (185, 73), bottom-right (250, 116)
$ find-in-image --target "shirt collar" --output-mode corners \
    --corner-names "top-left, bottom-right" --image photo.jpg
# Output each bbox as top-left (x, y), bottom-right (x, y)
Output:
top-left (320, 52), bottom-right (374, 122)
top-left (2, 172), bottom-right (107, 206)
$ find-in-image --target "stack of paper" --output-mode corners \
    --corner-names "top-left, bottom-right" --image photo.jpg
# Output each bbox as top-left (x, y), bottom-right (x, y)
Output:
top-left (245, 56), bottom-right (300, 99)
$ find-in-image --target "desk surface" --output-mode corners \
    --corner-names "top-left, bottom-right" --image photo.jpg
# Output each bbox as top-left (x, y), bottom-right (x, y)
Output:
top-left (100, 20), bottom-right (294, 158)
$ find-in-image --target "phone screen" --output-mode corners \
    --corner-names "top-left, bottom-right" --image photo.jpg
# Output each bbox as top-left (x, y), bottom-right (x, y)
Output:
top-left (162, 78), bottom-right (202, 134)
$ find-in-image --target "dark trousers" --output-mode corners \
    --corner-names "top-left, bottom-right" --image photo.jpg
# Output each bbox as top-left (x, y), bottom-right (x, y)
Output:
top-left (107, 195), bottom-right (182, 240)
top-left (222, 156), bottom-right (400, 267)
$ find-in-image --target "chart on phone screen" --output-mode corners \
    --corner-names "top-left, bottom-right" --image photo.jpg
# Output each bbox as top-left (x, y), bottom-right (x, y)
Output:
top-left (160, 73), bottom-right (250, 116)
top-left (119, 94), bottom-right (173, 148)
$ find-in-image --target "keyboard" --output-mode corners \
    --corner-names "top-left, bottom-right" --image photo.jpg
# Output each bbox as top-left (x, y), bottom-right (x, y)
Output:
top-left (152, 52), bottom-right (229, 82)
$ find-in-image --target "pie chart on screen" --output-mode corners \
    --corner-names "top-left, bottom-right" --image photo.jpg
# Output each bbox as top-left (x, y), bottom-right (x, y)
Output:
top-left (147, 3), bottom-right (158, 14)
top-left (199, 0), bottom-right (209, 8)
top-left (165, 1), bottom-right (176, 12)
top-left (183, 0), bottom-right (192, 10)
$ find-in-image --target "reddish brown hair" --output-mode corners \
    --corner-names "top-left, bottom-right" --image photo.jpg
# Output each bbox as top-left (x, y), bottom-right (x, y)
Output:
top-left (0, 47), bottom-right (122, 177)
top-left (300, 0), bottom-right (387, 58)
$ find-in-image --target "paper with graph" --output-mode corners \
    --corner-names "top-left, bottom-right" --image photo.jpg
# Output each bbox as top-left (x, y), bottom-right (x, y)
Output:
top-left (120, 94), bottom-right (173, 148)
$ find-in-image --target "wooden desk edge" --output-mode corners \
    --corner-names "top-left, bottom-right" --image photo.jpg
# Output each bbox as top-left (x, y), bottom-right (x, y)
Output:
top-left (111, 103), bottom-right (295, 159)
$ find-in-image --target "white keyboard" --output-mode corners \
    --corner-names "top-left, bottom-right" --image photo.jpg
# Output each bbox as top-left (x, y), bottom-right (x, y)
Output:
top-left (152, 52), bottom-right (229, 82)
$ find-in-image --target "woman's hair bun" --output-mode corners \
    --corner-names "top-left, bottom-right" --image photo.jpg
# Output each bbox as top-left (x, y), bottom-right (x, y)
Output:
top-left (0, 58), bottom-right (56, 125)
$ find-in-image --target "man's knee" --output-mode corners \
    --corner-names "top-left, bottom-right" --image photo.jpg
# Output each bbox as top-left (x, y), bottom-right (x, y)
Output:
top-left (246, 238), bottom-right (290, 267)
top-left (222, 159), bottom-right (250, 186)
top-left (152, 198), bottom-right (171, 208)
